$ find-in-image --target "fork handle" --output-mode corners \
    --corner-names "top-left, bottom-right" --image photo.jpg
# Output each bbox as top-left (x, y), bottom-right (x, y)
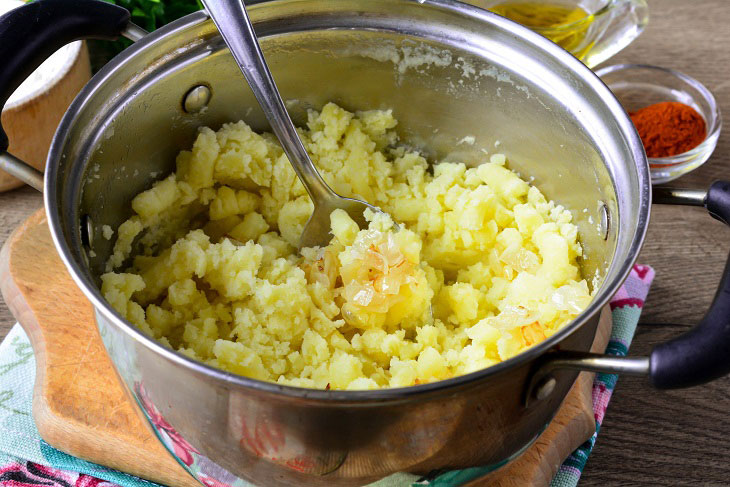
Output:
top-left (200, 0), bottom-right (336, 203)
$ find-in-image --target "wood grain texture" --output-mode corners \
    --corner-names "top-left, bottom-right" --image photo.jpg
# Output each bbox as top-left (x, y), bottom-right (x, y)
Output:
top-left (0, 209), bottom-right (199, 487)
top-left (581, 1), bottom-right (730, 484)
top-left (2, 0), bottom-right (730, 484)
top-left (0, 186), bottom-right (42, 338)
top-left (0, 209), bottom-right (609, 486)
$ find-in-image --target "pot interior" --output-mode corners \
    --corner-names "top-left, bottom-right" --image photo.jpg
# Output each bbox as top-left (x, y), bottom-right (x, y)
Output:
top-left (47, 0), bottom-right (648, 355)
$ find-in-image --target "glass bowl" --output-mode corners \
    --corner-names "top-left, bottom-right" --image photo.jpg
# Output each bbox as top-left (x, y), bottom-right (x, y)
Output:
top-left (595, 64), bottom-right (721, 184)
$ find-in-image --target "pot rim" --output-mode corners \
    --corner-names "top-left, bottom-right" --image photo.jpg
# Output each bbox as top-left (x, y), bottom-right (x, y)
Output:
top-left (44, 0), bottom-right (651, 402)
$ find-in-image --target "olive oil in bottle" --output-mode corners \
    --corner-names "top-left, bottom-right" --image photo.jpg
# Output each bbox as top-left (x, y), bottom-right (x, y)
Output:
top-left (485, 2), bottom-right (596, 60)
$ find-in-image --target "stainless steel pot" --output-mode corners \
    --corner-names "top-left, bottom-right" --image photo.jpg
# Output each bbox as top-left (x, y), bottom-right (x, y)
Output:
top-left (2, 1), bottom-right (730, 486)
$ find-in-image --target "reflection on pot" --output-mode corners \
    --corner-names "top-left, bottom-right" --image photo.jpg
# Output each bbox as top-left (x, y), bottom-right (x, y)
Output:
top-left (136, 383), bottom-right (200, 466)
top-left (134, 382), bottom-right (242, 487)
top-left (228, 394), bottom-right (348, 476)
top-left (226, 389), bottom-right (465, 480)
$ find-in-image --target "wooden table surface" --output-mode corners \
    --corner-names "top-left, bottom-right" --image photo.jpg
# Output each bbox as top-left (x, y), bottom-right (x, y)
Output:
top-left (1, 0), bottom-right (729, 484)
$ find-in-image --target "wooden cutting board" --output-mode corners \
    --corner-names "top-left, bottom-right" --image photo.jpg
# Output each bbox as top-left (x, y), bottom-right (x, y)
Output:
top-left (0, 208), bottom-right (611, 487)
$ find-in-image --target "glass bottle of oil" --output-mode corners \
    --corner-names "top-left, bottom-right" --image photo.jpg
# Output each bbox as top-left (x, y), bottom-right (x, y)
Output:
top-left (463, 0), bottom-right (648, 68)
top-left (482, 2), bottom-right (597, 61)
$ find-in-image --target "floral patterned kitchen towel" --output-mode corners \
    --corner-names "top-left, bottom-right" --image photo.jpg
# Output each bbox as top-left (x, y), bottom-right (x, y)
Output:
top-left (0, 265), bottom-right (654, 487)
top-left (0, 325), bottom-right (161, 487)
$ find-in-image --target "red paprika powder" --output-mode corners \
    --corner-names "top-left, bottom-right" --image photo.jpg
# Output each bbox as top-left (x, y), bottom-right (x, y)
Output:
top-left (629, 101), bottom-right (706, 158)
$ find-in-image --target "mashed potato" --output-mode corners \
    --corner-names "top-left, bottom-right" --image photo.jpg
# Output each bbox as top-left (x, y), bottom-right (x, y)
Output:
top-left (101, 103), bottom-right (592, 390)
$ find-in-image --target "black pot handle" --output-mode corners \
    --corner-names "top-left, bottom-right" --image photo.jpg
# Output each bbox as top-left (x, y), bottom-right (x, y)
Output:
top-left (526, 180), bottom-right (730, 404)
top-left (0, 0), bottom-right (130, 151)
top-left (650, 181), bottom-right (730, 388)
top-left (0, 0), bottom-right (130, 154)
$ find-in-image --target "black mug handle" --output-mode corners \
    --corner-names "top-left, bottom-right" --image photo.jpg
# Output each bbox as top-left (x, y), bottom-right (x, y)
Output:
top-left (650, 181), bottom-right (730, 388)
top-left (0, 0), bottom-right (130, 152)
